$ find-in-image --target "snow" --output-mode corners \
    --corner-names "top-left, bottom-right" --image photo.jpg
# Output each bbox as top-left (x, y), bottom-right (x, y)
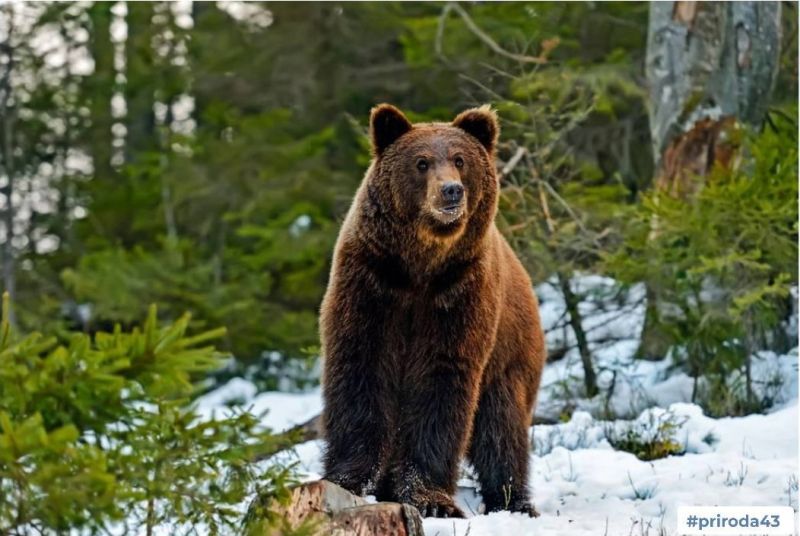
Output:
top-left (196, 377), bottom-right (258, 412)
top-left (536, 277), bottom-right (798, 420)
top-left (250, 394), bottom-right (797, 536)
top-left (536, 276), bottom-right (655, 419)
top-left (194, 275), bottom-right (799, 535)
top-left (196, 379), bottom-right (322, 432)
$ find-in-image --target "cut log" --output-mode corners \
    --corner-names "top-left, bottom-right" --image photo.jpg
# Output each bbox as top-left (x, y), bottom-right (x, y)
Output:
top-left (273, 480), bottom-right (367, 530)
top-left (264, 480), bottom-right (425, 536)
top-left (330, 503), bottom-right (425, 536)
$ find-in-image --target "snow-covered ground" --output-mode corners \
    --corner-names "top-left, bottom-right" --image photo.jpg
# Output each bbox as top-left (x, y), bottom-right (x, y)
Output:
top-left (196, 276), bottom-right (799, 535)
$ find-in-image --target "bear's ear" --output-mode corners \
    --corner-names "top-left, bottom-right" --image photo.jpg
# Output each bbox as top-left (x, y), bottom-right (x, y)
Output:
top-left (370, 104), bottom-right (413, 157)
top-left (452, 105), bottom-right (499, 154)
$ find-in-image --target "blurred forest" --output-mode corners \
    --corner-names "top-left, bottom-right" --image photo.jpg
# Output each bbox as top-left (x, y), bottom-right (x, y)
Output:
top-left (0, 2), bottom-right (798, 533)
top-left (0, 2), bottom-right (797, 393)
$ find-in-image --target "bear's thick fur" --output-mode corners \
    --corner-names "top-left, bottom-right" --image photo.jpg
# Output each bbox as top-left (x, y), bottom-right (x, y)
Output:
top-left (320, 104), bottom-right (546, 518)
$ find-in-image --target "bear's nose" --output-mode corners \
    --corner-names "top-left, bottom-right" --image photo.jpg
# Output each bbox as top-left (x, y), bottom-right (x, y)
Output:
top-left (441, 182), bottom-right (464, 204)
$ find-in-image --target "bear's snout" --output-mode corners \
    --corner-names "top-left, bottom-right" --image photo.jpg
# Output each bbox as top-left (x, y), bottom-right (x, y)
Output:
top-left (441, 182), bottom-right (464, 206)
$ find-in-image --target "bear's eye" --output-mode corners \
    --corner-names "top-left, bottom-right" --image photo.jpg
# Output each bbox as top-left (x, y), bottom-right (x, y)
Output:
top-left (454, 156), bottom-right (464, 169)
top-left (416, 159), bottom-right (429, 172)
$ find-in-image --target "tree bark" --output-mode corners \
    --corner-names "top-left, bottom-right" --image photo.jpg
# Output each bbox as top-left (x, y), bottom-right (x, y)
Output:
top-left (647, 1), bottom-right (781, 170)
top-left (328, 503), bottom-right (425, 536)
top-left (0, 6), bottom-right (17, 326)
top-left (125, 2), bottom-right (157, 163)
top-left (88, 2), bottom-right (115, 182)
top-left (558, 272), bottom-right (598, 397)
top-left (259, 480), bottom-right (425, 536)
top-left (639, 1), bottom-right (781, 359)
top-left (636, 284), bottom-right (671, 360)
top-left (647, 0), bottom-right (781, 193)
top-left (534, 173), bottom-right (598, 397)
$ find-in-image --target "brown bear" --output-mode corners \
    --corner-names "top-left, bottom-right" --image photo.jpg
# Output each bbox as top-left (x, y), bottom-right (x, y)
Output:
top-left (319, 104), bottom-right (546, 518)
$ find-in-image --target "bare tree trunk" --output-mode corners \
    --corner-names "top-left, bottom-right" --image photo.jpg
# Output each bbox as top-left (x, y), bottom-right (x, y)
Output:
top-left (160, 97), bottom-right (178, 243)
top-left (88, 2), bottom-right (115, 182)
top-left (558, 272), bottom-right (598, 397)
top-left (638, 1), bottom-right (781, 359)
top-left (647, 1), bottom-right (781, 188)
top-left (125, 2), bottom-right (157, 163)
top-left (534, 175), bottom-right (598, 397)
top-left (0, 8), bottom-right (17, 326)
top-left (190, 1), bottom-right (214, 133)
top-left (636, 284), bottom-right (671, 360)
top-left (1, 114), bottom-right (15, 326)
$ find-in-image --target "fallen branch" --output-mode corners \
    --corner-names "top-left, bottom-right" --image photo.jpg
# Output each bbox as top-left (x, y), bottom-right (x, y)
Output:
top-left (257, 411), bottom-right (557, 463)
top-left (253, 414), bottom-right (322, 462)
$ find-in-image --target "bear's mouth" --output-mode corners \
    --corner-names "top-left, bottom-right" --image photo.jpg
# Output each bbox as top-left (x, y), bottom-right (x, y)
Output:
top-left (439, 204), bottom-right (462, 215)
top-left (434, 203), bottom-right (465, 222)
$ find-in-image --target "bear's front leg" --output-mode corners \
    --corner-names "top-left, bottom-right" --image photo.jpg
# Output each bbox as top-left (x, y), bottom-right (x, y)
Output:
top-left (320, 277), bottom-right (395, 496)
top-left (391, 296), bottom-right (495, 518)
top-left (392, 356), bottom-right (482, 518)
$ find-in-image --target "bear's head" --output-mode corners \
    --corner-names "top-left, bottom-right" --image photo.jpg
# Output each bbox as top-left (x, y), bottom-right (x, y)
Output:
top-left (367, 104), bottom-right (500, 243)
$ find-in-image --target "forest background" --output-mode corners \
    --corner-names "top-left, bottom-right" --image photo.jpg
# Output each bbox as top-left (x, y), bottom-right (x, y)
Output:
top-left (0, 2), bottom-right (797, 533)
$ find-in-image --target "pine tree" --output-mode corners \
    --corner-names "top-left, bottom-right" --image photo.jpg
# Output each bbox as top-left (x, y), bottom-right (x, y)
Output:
top-left (0, 294), bottom-right (297, 533)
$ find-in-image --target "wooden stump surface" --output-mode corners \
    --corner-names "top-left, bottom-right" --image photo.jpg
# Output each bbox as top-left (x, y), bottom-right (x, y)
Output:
top-left (268, 479), bottom-right (425, 536)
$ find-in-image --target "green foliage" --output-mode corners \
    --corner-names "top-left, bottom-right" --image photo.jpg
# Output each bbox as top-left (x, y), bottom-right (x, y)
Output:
top-left (496, 81), bottom-right (640, 283)
top-left (3, 2), bottom-right (795, 401)
top-left (0, 2), bottom-right (795, 529)
top-left (606, 410), bottom-right (686, 461)
top-left (774, 3), bottom-right (799, 105)
top-left (7, 2), bottom-right (655, 377)
top-left (461, 4), bottom-right (651, 287)
top-left (63, 110), bottom-right (349, 364)
top-left (607, 114), bottom-right (798, 416)
top-left (0, 295), bottom-right (293, 534)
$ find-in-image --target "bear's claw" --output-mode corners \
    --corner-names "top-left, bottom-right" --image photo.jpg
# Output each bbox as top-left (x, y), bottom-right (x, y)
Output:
top-left (512, 503), bottom-right (540, 518)
top-left (485, 499), bottom-right (540, 518)
top-left (416, 499), bottom-right (465, 519)
top-left (397, 486), bottom-right (465, 518)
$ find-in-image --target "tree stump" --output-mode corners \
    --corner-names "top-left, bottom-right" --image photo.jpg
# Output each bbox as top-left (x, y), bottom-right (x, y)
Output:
top-left (330, 503), bottom-right (425, 536)
top-left (268, 480), bottom-right (425, 535)
top-left (275, 479), bottom-right (367, 528)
